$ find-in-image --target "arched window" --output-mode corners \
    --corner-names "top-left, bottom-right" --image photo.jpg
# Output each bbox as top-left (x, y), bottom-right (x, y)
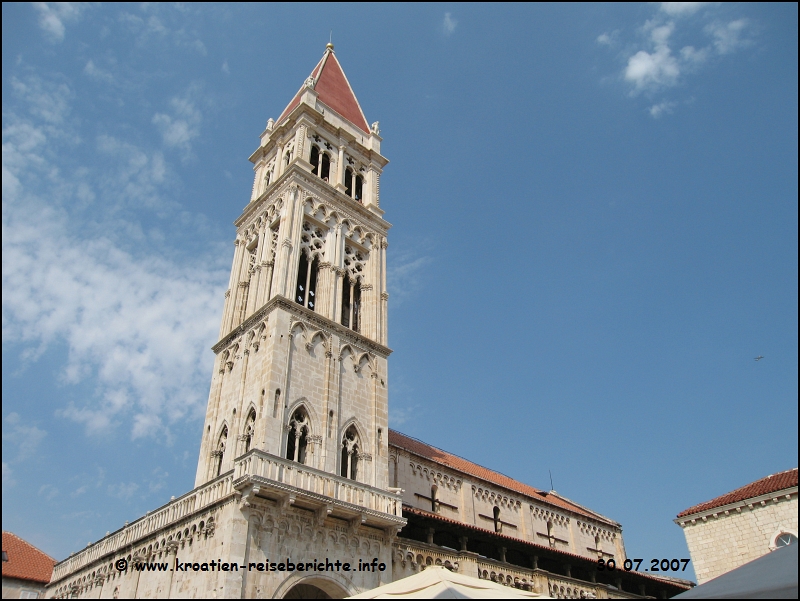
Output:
top-left (340, 426), bottom-right (359, 481)
top-left (340, 277), bottom-right (361, 332)
top-left (345, 168), bottom-right (353, 197)
top-left (431, 485), bottom-right (439, 513)
top-left (242, 410), bottom-right (256, 454)
top-left (344, 168), bottom-right (364, 203)
top-left (310, 145), bottom-right (320, 175)
top-left (320, 153), bottom-right (331, 182)
top-left (214, 427), bottom-right (227, 477)
top-left (354, 173), bottom-right (363, 202)
top-left (774, 532), bottom-right (797, 548)
top-left (493, 506), bottom-right (502, 533)
top-left (286, 409), bottom-right (309, 464)
top-left (295, 252), bottom-right (319, 311)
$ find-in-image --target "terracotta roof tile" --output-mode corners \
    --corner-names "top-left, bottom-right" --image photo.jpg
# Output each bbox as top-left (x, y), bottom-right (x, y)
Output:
top-left (2, 531), bottom-right (56, 584)
top-left (677, 468), bottom-right (798, 518)
top-left (389, 430), bottom-right (617, 525)
top-left (277, 48), bottom-right (370, 133)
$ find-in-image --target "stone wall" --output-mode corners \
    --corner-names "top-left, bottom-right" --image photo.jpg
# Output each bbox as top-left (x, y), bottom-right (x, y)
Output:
top-left (678, 492), bottom-right (797, 584)
top-left (391, 446), bottom-right (626, 562)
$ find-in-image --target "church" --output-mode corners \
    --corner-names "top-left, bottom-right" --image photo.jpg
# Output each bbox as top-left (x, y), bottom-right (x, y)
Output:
top-left (45, 44), bottom-right (691, 600)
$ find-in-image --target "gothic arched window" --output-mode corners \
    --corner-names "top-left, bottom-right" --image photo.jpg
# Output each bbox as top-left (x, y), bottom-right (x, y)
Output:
top-left (295, 252), bottom-right (319, 311)
top-left (340, 426), bottom-right (359, 481)
top-left (310, 144), bottom-right (331, 182)
top-left (243, 410), bottom-right (256, 454)
top-left (286, 408), bottom-right (309, 464)
top-left (340, 277), bottom-right (361, 332)
top-left (310, 145), bottom-right (320, 174)
top-left (344, 168), bottom-right (364, 203)
top-left (493, 506), bottom-right (502, 533)
top-left (214, 427), bottom-right (228, 478)
top-left (320, 152), bottom-right (331, 182)
top-left (431, 485), bottom-right (439, 513)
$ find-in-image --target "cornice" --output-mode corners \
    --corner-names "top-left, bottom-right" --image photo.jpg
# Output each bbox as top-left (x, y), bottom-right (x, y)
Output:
top-left (675, 486), bottom-right (798, 526)
top-left (212, 295), bottom-right (392, 358)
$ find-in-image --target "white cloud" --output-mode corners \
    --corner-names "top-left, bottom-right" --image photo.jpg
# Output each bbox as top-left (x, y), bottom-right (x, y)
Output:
top-left (10, 76), bottom-right (71, 125)
top-left (649, 101), bottom-right (677, 117)
top-left (624, 22), bottom-right (680, 93)
top-left (389, 405), bottom-right (419, 427)
top-left (597, 31), bottom-right (620, 46)
top-left (108, 482), bottom-right (139, 500)
top-left (680, 45), bottom-right (709, 64)
top-left (443, 12), bottom-right (457, 36)
top-left (3, 77), bottom-right (226, 442)
top-left (2, 206), bottom-right (224, 438)
top-left (152, 94), bottom-right (202, 155)
top-left (660, 3), bottom-right (710, 17)
top-left (84, 60), bottom-right (115, 84)
top-left (222, 61), bottom-right (230, 75)
top-left (3, 413), bottom-right (47, 462)
top-left (32, 2), bottom-right (85, 42)
top-left (2, 463), bottom-right (13, 486)
top-left (707, 19), bottom-right (749, 55)
top-left (71, 485), bottom-right (88, 498)
top-left (387, 244), bottom-right (432, 307)
top-left (601, 4), bottom-right (754, 116)
top-left (39, 484), bottom-right (60, 501)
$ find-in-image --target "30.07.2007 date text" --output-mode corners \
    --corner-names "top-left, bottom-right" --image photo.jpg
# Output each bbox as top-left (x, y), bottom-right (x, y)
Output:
top-left (597, 558), bottom-right (691, 572)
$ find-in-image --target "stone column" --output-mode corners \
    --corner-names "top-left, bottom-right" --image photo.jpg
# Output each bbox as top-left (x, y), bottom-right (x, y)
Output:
top-left (336, 145), bottom-right (346, 193)
top-left (274, 189), bottom-right (297, 299)
top-left (248, 223), bottom-right (267, 313)
top-left (221, 239), bottom-right (243, 337)
top-left (276, 141), bottom-right (286, 177)
top-left (321, 349), bottom-right (333, 471)
top-left (380, 239), bottom-right (389, 345)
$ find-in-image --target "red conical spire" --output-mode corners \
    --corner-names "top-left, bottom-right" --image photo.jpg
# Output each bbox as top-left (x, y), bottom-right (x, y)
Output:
top-left (277, 44), bottom-right (370, 133)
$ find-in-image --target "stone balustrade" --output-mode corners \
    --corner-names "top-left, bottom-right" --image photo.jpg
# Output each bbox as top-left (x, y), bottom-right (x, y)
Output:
top-left (234, 449), bottom-right (404, 525)
top-left (51, 473), bottom-right (235, 582)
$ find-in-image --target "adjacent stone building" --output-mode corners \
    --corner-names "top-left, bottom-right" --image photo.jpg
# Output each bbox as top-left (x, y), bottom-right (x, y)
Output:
top-left (2, 531), bottom-right (57, 599)
top-left (675, 467), bottom-right (798, 584)
top-left (44, 45), bottom-right (691, 599)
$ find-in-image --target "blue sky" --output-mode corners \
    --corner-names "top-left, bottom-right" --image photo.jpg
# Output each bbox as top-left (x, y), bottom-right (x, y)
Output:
top-left (2, 3), bottom-right (797, 582)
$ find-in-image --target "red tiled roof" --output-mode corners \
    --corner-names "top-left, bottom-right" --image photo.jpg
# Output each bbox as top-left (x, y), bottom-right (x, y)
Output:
top-left (402, 505), bottom-right (691, 590)
top-left (2, 531), bottom-right (56, 584)
top-left (677, 468), bottom-right (798, 518)
top-left (277, 47), bottom-right (370, 133)
top-left (389, 430), bottom-right (616, 524)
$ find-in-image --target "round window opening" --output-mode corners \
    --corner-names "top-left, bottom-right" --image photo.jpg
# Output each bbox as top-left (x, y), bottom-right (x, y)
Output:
top-left (775, 533), bottom-right (797, 548)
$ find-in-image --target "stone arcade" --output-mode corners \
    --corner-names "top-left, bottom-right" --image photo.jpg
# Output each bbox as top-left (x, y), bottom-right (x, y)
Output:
top-left (46, 45), bottom-right (691, 599)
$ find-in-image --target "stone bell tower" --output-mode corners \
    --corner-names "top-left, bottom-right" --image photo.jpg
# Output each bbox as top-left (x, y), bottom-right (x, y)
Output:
top-left (44, 45), bottom-right (403, 601)
top-left (195, 42), bottom-right (395, 499)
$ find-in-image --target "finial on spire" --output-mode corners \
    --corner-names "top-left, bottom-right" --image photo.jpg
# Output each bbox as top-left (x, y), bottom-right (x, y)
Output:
top-left (327, 31), bottom-right (334, 52)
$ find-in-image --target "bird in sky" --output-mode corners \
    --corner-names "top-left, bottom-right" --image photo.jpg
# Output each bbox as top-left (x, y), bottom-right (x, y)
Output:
top-left (755, 356), bottom-right (764, 361)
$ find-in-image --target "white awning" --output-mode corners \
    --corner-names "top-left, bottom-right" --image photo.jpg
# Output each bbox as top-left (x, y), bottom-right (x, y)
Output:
top-left (673, 543), bottom-right (798, 599)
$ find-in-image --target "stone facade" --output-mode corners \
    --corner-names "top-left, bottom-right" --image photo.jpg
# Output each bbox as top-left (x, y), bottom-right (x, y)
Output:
top-left (3, 576), bottom-right (48, 599)
top-left (676, 470), bottom-right (798, 584)
top-left (390, 433), bottom-right (627, 562)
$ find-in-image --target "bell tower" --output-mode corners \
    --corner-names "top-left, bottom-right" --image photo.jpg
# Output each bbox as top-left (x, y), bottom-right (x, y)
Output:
top-left (195, 43), bottom-right (393, 496)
